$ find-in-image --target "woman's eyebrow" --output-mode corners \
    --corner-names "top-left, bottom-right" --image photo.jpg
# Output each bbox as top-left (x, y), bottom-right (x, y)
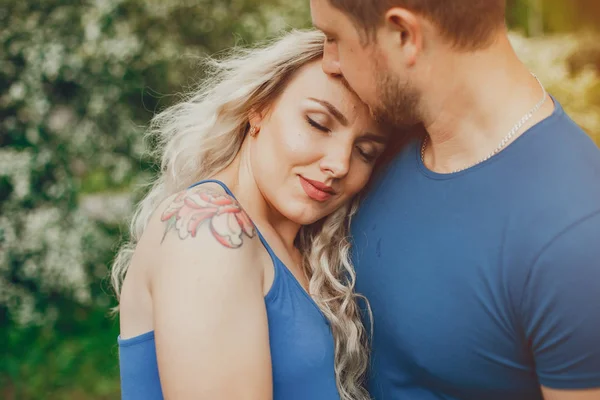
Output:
top-left (360, 132), bottom-right (388, 144)
top-left (307, 97), bottom-right (348, 126)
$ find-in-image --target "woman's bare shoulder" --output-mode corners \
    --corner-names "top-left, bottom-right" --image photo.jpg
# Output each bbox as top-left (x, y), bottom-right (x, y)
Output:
top-left (140, 183), bottom-right (264, 284)
top-left (157, 183), bottom-right (256, 248)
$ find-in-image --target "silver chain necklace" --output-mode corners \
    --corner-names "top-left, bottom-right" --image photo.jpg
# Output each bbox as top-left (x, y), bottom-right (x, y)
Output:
top-left (421, 73), bottom-right (548, 174)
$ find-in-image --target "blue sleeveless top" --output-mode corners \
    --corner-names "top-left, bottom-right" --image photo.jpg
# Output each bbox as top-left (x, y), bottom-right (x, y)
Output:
top-left (118, 180), bottom-right (340, 400)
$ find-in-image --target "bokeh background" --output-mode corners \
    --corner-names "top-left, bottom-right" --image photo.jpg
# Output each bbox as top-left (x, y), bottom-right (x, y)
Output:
top-left (1, 0), bottom-right (599, 398)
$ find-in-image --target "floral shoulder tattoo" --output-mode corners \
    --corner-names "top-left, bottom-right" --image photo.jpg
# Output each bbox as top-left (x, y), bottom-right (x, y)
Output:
top-left (160, 188), bottom-right (256, 248)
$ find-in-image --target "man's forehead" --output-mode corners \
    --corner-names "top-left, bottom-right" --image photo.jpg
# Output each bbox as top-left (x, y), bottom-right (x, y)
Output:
top-left (309, 0), bottom-right (323, 22)
top-left (310, 0), bottom-right (337, 26)
top-left (312, 1), bottom-right (358, 35)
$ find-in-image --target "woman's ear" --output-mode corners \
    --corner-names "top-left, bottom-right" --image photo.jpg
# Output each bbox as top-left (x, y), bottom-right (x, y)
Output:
top-left (248, 112), bottom-right (263, 137)
top-left (249, 109), bottom-right (264, 128)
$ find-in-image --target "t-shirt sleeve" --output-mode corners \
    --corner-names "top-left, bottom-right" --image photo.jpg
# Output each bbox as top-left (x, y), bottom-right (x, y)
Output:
top-left (520, 210), bottom-right (600, 389)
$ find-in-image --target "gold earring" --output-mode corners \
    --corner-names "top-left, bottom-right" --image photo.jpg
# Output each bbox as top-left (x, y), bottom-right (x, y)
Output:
top-left (249, 126), bottom-right (258, 137)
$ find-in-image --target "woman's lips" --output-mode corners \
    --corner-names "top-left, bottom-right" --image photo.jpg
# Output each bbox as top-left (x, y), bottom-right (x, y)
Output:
top-left (299, 176), bottom-right (333, 202)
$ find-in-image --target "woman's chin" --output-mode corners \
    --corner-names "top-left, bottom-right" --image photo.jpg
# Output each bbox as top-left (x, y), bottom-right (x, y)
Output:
top-left (280, 205), bottom-right (328, 227)
top-left (274, 193), bottom-right (345, 227)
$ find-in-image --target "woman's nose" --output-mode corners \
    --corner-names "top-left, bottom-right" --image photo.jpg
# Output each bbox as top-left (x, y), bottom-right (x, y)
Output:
top-left (320, 144), bottom-right (351, 179)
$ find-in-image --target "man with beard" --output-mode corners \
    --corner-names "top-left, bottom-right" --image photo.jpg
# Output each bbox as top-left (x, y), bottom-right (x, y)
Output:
top-left (310, 1), bottom-right (600, 399)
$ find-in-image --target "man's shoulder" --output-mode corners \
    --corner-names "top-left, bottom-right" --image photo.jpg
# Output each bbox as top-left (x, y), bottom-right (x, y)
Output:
top-left (501, 101), bottom-right (600, 205)
top-left (531, 100), bottom-right (600, 164)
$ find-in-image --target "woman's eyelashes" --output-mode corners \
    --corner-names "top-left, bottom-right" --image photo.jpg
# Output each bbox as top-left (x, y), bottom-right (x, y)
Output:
top-left (306, 114), bottom-right (380, 163)
top-left (306, 116), bottom-right (330, 133)
top-left (356, 146), bottom-right (377, 163)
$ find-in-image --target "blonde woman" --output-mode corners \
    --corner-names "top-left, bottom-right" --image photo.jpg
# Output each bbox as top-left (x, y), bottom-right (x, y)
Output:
top-left (112, 30), bottom-right (389, 400)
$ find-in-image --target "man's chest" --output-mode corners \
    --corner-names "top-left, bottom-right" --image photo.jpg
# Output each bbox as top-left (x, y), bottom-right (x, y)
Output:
top-left (352, 213), bottom-right (542, 399)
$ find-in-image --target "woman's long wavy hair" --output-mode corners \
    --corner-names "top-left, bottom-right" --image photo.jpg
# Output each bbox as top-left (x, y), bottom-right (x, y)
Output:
top-left (111, 29), bottom-right (371, 400)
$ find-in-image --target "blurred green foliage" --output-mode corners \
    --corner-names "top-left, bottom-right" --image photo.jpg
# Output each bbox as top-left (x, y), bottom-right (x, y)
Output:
top-left (0, 0), bottom-right (598, 398)
top-left (0, 0), bottom-right (310, 397)
top-left (507, 0), bottom-right (600, 34)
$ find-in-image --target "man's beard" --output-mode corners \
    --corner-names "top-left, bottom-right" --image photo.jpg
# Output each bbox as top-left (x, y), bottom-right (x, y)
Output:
top-left (370, 66), bottom-right (422, 131)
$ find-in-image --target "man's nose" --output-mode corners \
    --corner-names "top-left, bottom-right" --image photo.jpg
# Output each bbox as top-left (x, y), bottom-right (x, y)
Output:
top-left (322, 42), bottom-right (342, 77)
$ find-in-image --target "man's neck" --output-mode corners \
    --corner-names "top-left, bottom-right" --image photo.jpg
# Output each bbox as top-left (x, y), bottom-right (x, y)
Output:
top-left (420, 33), bottom-right (555, 173)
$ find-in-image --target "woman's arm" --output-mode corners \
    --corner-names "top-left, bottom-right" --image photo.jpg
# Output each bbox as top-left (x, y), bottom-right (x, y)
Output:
top-left (149, 187), bottom-right (272, 399)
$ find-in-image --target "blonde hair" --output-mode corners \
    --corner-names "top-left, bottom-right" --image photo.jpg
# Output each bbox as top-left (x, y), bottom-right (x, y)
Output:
top-left (111, 29), bottom-right (371, 400)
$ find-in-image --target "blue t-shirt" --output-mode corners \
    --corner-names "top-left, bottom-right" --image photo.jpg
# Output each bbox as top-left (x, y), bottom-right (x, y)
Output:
top-left (352, 100), bottom-right (600, 400)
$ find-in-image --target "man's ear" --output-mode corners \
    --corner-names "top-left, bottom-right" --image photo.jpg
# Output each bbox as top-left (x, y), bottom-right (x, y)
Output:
top-left (382, 7), bottom-right (423, 66)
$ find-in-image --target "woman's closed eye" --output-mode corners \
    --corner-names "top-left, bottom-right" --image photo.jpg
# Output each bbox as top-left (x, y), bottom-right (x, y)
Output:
top-left (306, 115), bottom-right (382, 162)
top-left (306, 116), bottom-right (330, 133)
top-left (356, 145), bottom-right (378, 163)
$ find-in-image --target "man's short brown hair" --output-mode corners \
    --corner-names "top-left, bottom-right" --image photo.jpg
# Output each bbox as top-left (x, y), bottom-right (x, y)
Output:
top-left (328, 0), bottom-right (506, 50)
